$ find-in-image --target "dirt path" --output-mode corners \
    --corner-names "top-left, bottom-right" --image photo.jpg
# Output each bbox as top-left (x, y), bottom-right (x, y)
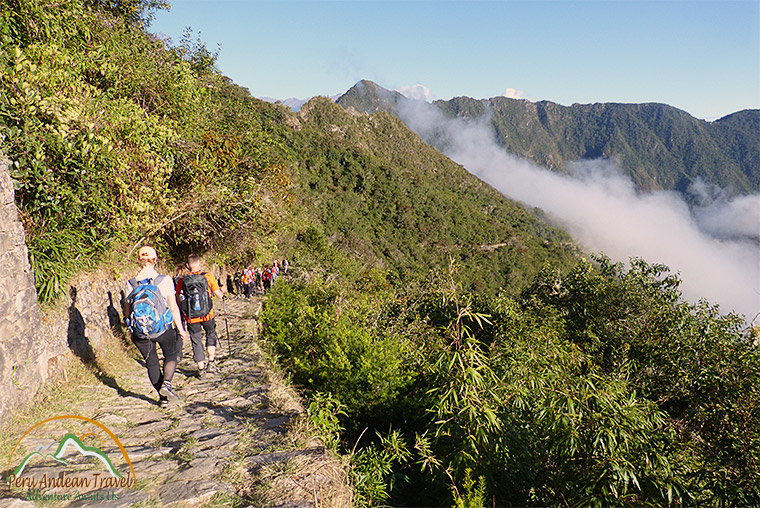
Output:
top-left (1, 296), bottom-right (351, 508)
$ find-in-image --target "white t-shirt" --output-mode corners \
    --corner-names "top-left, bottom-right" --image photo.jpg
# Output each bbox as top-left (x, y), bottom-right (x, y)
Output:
top-left (125, 266), bottom-right (176, 301)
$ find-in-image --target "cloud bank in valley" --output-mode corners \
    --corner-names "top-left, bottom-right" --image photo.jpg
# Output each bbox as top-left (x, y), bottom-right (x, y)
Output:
top-left (397, 100), bottom-right (760, 322)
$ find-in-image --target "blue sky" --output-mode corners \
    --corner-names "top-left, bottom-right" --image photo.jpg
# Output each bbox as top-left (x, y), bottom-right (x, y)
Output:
top-left (149, 0), bottom-right (760, 120)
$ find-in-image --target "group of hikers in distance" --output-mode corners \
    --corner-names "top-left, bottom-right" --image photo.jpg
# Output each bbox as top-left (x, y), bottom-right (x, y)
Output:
top-left (124, 246), bottom-right (287, 408)
top-left (232, 259), bottom-right (288, 299)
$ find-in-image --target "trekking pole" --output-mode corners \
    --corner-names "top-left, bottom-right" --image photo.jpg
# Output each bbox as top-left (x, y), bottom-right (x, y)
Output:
top-left (222, 296), bottom-right (231, 357)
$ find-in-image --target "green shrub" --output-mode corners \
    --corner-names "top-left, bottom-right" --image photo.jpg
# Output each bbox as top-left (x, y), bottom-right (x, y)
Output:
top-left (305, 392), bottom-right (346, 452)
top-left (260, 277), bottom-right (412, 422)
top-left (522, 256), bottom-right (760, 505)
top-left (1, 0), bottom-right (295, 300)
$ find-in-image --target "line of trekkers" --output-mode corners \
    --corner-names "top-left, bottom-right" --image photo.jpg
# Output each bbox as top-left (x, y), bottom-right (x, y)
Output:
top-left (124, 247), bottom-right (288, 408)
top-left (231, 259), bottom-right (288, 299)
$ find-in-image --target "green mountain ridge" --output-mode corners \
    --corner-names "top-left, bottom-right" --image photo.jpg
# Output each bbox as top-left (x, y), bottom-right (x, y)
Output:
top-left (337, 80), bottom-right (760, 196)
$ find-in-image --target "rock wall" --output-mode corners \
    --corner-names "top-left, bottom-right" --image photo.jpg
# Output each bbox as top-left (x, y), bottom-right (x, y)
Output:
top-left (0, 158), bottom-right (233, 423)
top-left (0, 158), bottom-right (54, 421)
top-left (0, 160), bottom-right (128, 423)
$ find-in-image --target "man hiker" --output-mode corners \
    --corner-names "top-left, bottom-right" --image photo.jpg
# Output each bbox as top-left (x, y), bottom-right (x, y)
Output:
top-left (125, 246), bottom-right (188, 407)
top-left (175, 253), bottom-right (225, 377)
top-left (233, 270), bottom-right (243, 298)
top-left (254, 266), bottom-right (262, 296)
top-left (262, 264), bottom-right (272, 293)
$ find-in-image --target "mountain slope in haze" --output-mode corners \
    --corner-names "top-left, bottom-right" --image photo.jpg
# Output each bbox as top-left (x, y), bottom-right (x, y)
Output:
top-left (337, 80), bottom-right (760, 196)
top-left (290, 96), bottom-right (579, 295)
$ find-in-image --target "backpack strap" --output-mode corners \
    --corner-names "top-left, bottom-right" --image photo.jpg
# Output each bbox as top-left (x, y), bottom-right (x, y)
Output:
top-left (130, 277), bottom-right (155, 288)
top-left (128, 275), bottom-right (170, 298)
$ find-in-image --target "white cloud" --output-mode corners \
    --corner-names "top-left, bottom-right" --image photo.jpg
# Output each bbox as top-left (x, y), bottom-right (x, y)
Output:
top-left (689, 179), bottom-right (760, 242)
top-left (395, 84), bottom-right (431, 101)
top-left (502, 87), bottom-right (527, 100)
top-left (395, 99), bottom-right (760, 321)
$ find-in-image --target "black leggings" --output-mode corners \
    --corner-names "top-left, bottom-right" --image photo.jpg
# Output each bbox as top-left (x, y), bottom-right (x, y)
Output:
top-left (132, 328), bottom-right (179, 393)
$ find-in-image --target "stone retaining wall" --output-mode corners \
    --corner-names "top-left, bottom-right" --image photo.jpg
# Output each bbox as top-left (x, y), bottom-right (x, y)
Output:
top-left (0, 158), bottom-right (232, 422)
top-left (0, 158), bottom-right (58, 421)
top-left (0, 159), bottom-right (130, 423)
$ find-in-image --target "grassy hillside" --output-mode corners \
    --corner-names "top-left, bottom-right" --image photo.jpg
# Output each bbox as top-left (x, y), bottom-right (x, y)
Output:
top-left (338, 80), bottom-right (760, 195)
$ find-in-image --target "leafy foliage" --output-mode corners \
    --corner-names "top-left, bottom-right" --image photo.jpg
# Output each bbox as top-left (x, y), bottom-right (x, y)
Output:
top-left (260, 277), bottom-right (411, 422)
top-left (0, 0), bottom-right (295, 300)
top-left (525, 256), bottom-right (760, 504)
top-left (262, 254), bottom-right (760, 507)
top-left (451, 469), bottom-right (487, 508)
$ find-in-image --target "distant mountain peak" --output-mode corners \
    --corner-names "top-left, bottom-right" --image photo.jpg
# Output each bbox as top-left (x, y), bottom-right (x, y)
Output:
top-left (336, 80), bottom-right (410, 116)
top-left (259, 94), bottom-right (343, 112)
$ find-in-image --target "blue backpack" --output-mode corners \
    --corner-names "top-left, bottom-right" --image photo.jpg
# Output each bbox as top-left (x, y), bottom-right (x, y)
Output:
top-left (126, 275), bottom-right (173, 339)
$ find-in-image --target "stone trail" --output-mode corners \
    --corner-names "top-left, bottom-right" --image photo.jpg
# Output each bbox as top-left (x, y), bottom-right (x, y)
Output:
top-left (0, 296), bottom-right (351, 508)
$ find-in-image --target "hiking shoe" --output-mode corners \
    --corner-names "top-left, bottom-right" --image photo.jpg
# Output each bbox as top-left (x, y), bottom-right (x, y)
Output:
top-left (158, 395), bottom-right (169, 408)
top-left (159, 383), bottom-right (181, 405)
top-left (198, 365), bottom-right (207, 378)
top-left (206, 360), bottom-right (218, 375)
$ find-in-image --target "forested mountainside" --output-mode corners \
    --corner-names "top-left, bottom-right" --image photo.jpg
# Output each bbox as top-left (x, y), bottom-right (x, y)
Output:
top-left (337, 80), bottom-right (760, 195)
top-left (2, 2), bottom-right (760, 507)
top-left (291, 97), bottom-right (577, 295)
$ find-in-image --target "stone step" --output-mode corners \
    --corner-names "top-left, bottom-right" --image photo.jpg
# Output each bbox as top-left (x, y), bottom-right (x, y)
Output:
top-left (1, 295), bottom-right (352, 507)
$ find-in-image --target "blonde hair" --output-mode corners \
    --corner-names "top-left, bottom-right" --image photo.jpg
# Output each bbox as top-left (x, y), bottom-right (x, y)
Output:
top-left (137, 246), bottom-right (158, 267)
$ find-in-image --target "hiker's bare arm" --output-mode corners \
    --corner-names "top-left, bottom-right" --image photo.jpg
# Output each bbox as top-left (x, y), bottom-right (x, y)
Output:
top-left (167, 292), bottom-right (188, 338)
top-left (213, 288), bottom-right (224, 299)
top-left (123, 283), bottom-right (132, 325)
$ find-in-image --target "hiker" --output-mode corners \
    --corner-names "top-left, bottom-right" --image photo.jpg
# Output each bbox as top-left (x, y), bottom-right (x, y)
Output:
top-left (262, 265), bottom-right (272, 293)
top-left (172, 264), bottom-right (189, 362)
top-left (253, 266), bottom-right (260, 296)
top-left (175, 253), bottom-right (225, 377)
top-left (241, 266), bottom-right (252, 299)
top-left (125, 246), bottom-right (188, 407)
top-left (233, 270), bottom-right (243, 298)
top-left (254, 266), bottom-right (263, 295)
